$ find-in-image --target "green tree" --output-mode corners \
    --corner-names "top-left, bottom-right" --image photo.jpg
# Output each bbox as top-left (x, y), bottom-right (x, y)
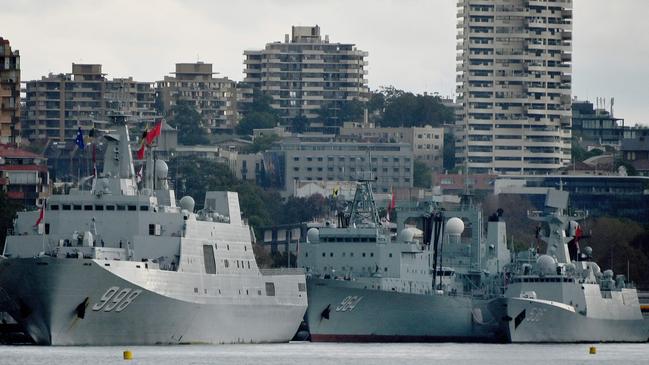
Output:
top-left (237, 90), bottom-right (281, 135)
top-left (316, 100), bottom-right (364, 126)
top-left (243, 134), bottom-right (280, 153)
top-left (0, 191), bottom-right (20, 252)
top-left (413, 159), bottom-right (433, 188)
top-left (377, 87), bottom-right (453, 127)
top-left (170, 102), bottom-right (209, 145)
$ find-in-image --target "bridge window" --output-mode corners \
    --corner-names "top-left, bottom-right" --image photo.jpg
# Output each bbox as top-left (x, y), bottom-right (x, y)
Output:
top-left (95, 205), bottom-right (104, 211)
top-left (140, 206), bottom-right (149, 211)
top-left (116, 205), bottom-right (126, 211)
top-left (84, 205), bottom-right (93, 211)
top-left (73, 205), bottom-right (82, 210)
top-left (106, 205), bottom-right (115, 211)
top-left (62, 204), bottom-right (71, 210)
top-left (50, 205), bottom-right (59, 211)
top-left (127, 205), bottom-right (137, 211)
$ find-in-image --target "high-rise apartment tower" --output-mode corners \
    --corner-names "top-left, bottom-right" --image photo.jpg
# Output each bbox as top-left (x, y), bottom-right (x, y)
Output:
top-left (455, 0), bottom-right (573, 174)
top-left (244, 25), bottom-right (368, 122)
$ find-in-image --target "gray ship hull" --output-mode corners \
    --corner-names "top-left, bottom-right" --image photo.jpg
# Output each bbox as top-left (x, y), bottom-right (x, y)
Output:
top-left (0, 258), bottom-right (305, 345)
top-left (306, 278), bottom-right (505, 342)
top-left (498, 297), bottom-right (649, 343)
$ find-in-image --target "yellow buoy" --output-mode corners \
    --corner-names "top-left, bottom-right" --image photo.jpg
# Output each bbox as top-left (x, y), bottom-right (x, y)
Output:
top-left (589, 346), bottom-right (597, 355)
top-left (123, 350), bottom-right (133, 360)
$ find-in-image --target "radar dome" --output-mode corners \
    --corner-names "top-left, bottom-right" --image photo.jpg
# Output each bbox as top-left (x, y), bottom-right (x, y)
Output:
top-left (179, 196), bottom-right (195, 212)
top-left (155, 160), bottom-right (169, 179)
top-left (583, 246), bottom-right (593, 256)
top-left (536, 255), bottom-right (557, 276)
top-left (307, 228), bottom-right (320, 243)
top-left (398, 227), bottom-right (419, 242)
top-left (446, 217), bottom-right (465, 236)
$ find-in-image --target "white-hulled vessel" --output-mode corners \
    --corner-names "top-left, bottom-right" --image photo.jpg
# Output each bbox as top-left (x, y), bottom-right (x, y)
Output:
top-left (0, 116), bottom-right (307, 345)
top-left (495, 189), bottom-right (649, 342)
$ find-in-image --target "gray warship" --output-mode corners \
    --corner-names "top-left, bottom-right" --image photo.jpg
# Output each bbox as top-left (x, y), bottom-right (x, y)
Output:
top-left (494, 189), bottom-right (649, 342)
top-left (297, 178), bottom-right (511, 342)
top-left (0, 116), bottom-right (307, 345)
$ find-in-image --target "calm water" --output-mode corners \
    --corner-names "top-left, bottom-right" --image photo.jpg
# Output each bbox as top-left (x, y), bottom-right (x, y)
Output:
top-left (2, 342), bottom-right (648, 365)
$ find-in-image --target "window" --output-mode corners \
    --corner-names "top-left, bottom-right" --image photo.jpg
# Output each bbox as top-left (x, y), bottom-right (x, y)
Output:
top-left (50, 205), bottom-right (59, 211)
top-left (73, 205), bottom-right (82, 211)
top-left (265, 282), bottom-right (276, 296)
top-left (149, 224), bottom-right (155, 235)
top-left (128, 205), bottom-right (137, 211)
top-left (298, 283), bottom-right (306, 292)
top-left (140, 206), bottom-right (149, 211)
top-left (84, 205), bottom-right (93, 211)
top-left (45, 223), bottom-right (50, 234)
top-left (116, 205), bottom-right (126, 211)
top-left (203, 245), bottom-right (216, 274)
top-left (62, 204), bottom-right (71, 211)
top-left (224, 259), bottom-right (229, 268)
top-left (95, 205), bottom-right (104, 211)
top-left (106, 205), bottom-right (115, 211)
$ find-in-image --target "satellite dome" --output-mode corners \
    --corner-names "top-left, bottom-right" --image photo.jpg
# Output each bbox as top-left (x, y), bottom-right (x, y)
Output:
top-left (536, 255), bottom-right (557, 276)
top-left (155, 160), bottom-right (169, 179)
top-left (397, 227), bottom-right (419, 242)
top-left (179, 196), bottom-right (195, 212)
top-left (307, 228), bottom-right (320, 243)
top-left (446, 217), bottom-right (465, 236)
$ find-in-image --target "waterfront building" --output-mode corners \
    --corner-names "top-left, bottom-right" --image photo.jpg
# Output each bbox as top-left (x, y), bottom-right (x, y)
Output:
top-left (23, 64), bottom-right (158, 141)
top-left (265, 139), bottom-right (413, 195)
top-left (339, 123), bottom-right (445, 170)
top-left (156, 62), bottom-right (251, 132)
top-left (455, 0), bottom-right (573, 174)
top-left (0, 38), bottom-right (20, 144)
top-left (620, 130), bottom-right (649, 176)
top-left (572, 99), bottom-right (625, 148)
top-left (243, 25), bottom-right (368, 122)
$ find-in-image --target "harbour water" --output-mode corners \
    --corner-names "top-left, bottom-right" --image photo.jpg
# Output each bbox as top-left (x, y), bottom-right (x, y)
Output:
top-left (2, 342), bottom-right (649, 365)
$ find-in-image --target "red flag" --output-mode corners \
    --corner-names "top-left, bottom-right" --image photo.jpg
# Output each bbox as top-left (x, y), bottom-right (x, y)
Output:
top-left (136, 144), bottom-right (146, 160)
top-left (145, 120), bottom-right (162, 145)
top-left (34, 200), bottom-right (46, 227)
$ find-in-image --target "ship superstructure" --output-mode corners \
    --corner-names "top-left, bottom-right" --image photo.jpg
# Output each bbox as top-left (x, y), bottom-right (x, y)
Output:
top-left (297, 179), bottom-right (511, 342)
top-left (496, 189), bottom-right (649, 342)
top-left (0, 116), bottom-right (307, 345)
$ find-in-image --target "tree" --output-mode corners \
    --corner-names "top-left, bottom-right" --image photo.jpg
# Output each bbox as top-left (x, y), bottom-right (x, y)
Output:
top-left (0, 191), bottom-right (20, 253)
top-left (377, 87), bottom-right (454, 127)
top-left (290, 114), bottom-right (309, 133)
top-left (237, 90), bottom-right (281, 135)
top-left (170, 102), bottom-right (209, 145)
top-left (236, 112), bottom-right (278, 136)
top-left (413, 159), bottom-right (433, 188)
top-left (243, 134), bottom-right (280, 153)
top-left (316, 100), bottom-right (364, 126)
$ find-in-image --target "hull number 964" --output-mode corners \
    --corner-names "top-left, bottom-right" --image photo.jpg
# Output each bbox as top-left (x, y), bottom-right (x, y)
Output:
top-left (92, 286), bottom-right (142, 312)
top-left (335, 296), bottom-right (363, 312)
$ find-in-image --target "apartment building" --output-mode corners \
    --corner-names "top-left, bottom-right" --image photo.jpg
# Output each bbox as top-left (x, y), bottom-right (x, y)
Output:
top-left (23, 64), bottom-right (157, 141)
top-left (243, 25), bottom-right (368, 122)
top-left (156, 62), bottom-right (251, 132)
top-left (455, 0), bottom-right (573, 174)
top-left (0, 144), bottom-right (49, 207)
top-left (266, 139), bottom-right (413, 195)
top-left (339, 123), bottom-right (445, 170)
top-left (0, 37), bottom-right (20, 144)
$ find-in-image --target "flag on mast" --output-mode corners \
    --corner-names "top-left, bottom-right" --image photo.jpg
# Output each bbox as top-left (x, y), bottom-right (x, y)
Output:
top-left (75, 127), bottom-right (85, 151)
top-left (34, 200), bottom-right (46, 227)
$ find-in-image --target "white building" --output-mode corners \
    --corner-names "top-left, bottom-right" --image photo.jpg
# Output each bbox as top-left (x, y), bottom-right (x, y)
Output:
top-left (455, 0), bottom-right (573, 174)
